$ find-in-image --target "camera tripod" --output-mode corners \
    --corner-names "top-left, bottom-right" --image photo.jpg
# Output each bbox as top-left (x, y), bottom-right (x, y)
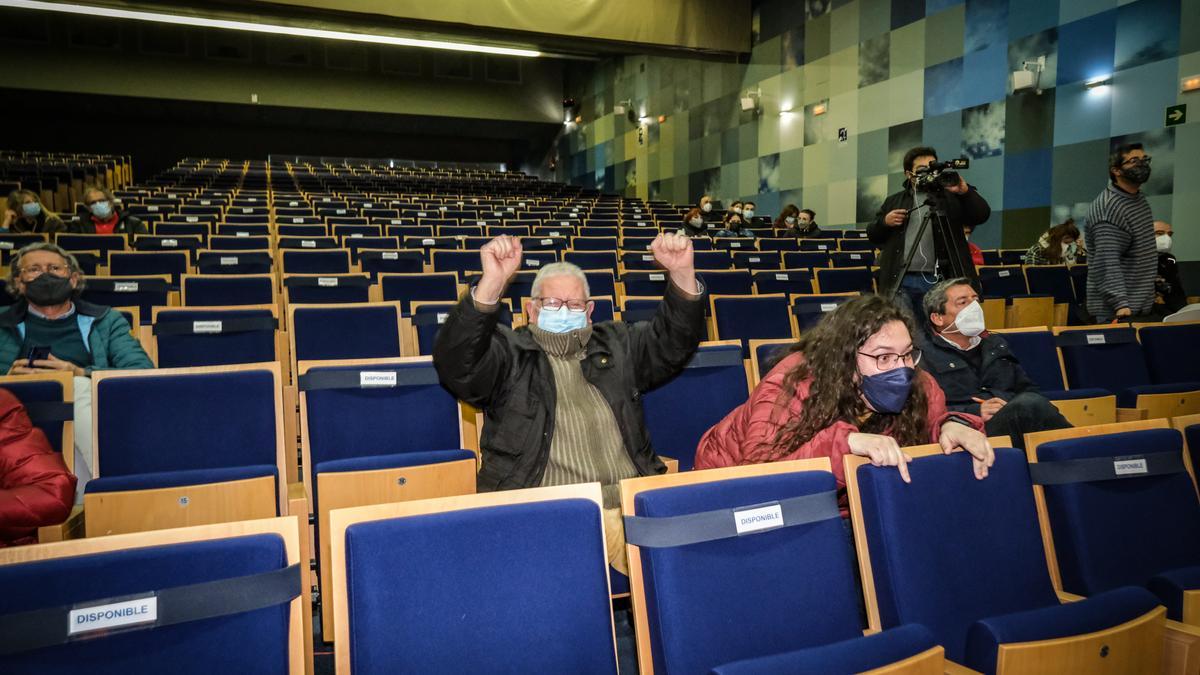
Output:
top-left (882, 189), bottom-right (975, 302)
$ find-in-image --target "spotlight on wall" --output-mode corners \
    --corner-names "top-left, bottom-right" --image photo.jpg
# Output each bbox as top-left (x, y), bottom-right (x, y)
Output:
top-left (614, 99), bottom-right (633, 115)
top-left (638, 116), bottom-right (652, 125)
top-left (812, 100), bottom-right (828, 116)
top-left (1013, 55), bottom-right (1046, 94)
top-left (1085, 75), bottom-right (1113, 90)
top-left (740, 87), bottom-right (762, 112)
top-left (1183, 75), bottom-right (1200, 93)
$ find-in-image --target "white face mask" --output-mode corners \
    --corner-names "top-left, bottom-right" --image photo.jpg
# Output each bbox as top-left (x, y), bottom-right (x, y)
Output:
top-left (1062, 241), bottom-right (1076, 256)
top-left (743, 209), bottom-right (755, 218)
top-left (1156, 234), bottom-right (1172, 252)
top-left (690, 217), bottom-right (704, 227)
top-left (732, 207), bottom-right (743, 214)
top-left (785, 216), bottom-right (796, 225)
top-left (945, 300), bottom-right (985, 337)
top-left (701, 202), bottom-right (712, 213)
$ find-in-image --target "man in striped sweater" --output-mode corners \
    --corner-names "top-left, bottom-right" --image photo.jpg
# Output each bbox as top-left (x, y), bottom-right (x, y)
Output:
top-left (1085, 142), bottom-right (1157, 322)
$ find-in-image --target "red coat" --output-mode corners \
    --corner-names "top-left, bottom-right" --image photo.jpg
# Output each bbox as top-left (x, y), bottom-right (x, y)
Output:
top-left (968, 241), bottom-right (984, 267)
top-left (0, 388), bottom-right (76, 546)
top-left (695, 353), bottom-right (982, 505)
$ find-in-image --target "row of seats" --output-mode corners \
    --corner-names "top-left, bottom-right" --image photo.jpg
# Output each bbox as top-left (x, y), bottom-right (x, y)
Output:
top-left (4, 418), bottom-right (1197, 673)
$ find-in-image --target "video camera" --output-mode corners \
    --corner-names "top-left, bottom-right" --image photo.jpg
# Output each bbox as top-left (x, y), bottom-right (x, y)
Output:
top-left (913, 157), bottom-right (970, 192)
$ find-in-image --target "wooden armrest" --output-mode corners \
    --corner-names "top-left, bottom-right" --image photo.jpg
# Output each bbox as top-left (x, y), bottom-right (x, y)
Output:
top-left (660, 455), bottom-right (680, 474)
top-left (37, 505), bottom-right (85, 543)
top-left (1164, 619), bottom-right (1200, 675)
top-left (1116, 407), bottom-right (1149, 422)
top-left (944, 661), bottom-right (982, 674)
top-left (287, 481), bottom-right (309, 517)
top-left (1056, 590), bottom-right (1086, 603)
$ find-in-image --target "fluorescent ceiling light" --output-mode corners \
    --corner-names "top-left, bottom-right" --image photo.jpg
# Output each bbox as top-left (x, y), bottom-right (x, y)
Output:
top-left (5, 0), bottom-right (543, 57)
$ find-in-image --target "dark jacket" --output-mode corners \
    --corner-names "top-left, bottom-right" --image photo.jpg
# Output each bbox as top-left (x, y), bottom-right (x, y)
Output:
top-left (0, 298), bottom-right (154, 373)
top-left (1156, 252), bottom-right (1187, 315)
top-left (69, 206), bottom-right (147, 237)
top-left (433, 284), bottom-right (707, 492)
top-left (0, 388), bottom-right (76, 546)
top-left (10, 212), bottom-right (67, 235)
top-left (918, 328), bottom-right (1039, 417)
top-left (868, 182), bottom-right (991, 293)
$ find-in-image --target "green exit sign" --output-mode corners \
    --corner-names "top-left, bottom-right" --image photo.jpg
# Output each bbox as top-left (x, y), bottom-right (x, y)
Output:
top-left (1166, 104), bottom-right (1187, 127)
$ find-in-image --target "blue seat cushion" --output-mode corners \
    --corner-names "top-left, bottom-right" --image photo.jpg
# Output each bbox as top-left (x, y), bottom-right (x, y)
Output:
top-left (85, 465), bottom-right (277, 495)
top-left (0, 534), bottom-right (290, 674)
top-left (1147, 566), bottom-right (1200, 622)
top-left (344, 498), bottom-right (615, 674)
top-left (609, 567), bottom-right (629, 596)
top-left (1042, 388), bottom-right (1112, 401)
top-left (315, 449), bottom-right (474, 476)
top-left (711, 624), bottom-right (938, 675)
top-left (963, 586), bottom-right (1161, 674)
top-left (1120, 382), bottom-right (1200, 409)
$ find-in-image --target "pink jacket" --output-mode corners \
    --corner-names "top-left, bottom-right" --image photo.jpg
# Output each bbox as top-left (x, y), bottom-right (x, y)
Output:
top-left (695, 352), bottom-right (982, 496)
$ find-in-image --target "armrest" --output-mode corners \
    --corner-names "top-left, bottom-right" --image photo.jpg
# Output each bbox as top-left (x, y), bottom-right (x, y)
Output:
top-left (37, 505), bottom-right (85, 543)
top-left (287, 481), bottom-right (309, 517)
top-left (1164, 620), bottom-right (1200, 675)
top-left (660, 455), bottom-right (680, 474)
top-left (1056, 590), bottom-right (1086, 603)
top-left (1116, 407), bottom-right (1149, 422)
top-left (944, 661), bottom-right (983, 675)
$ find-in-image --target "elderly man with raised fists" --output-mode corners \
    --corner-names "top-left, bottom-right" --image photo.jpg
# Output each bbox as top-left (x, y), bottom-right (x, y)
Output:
top-left (433, 233), bottom-right (705, 572)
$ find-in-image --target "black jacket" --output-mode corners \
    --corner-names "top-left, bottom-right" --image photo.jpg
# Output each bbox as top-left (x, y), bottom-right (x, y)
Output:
top-left (69, 207), bottom-right (147, 237)
top-left (868, 182), bottom-right (991, 293)
top-left (433, 284), bottom-right (707, 492)
top-left (1156, 252), bottom-right (1187, 315)
top-left (918, 328), bottom-right (1039, 416)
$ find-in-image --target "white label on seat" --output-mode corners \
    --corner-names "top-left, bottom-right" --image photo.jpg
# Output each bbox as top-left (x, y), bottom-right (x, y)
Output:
top-left (235, 232), bottom-right (250, 237)
top-left (817, 244), bottom-right (828, 250)
top-left (322, 197), bottom-right (331, 202)
top-left (292, 218), bottom-right (303, 223)
top-left (731, 242), bottom-right (742, 248)
top-left (561, 221), bottom-right (571, 226)
top-left (437, 312), bottom-right (449, 324)
top-left (364, 203), bottom-right (373, 208)
top-left (186, 216), bottom-right (198, 223)
top-left (1114, 458), bottom-right (1148, 475)
top-left (749, 257), bottom-right (761, 262)
top-left (417, 211), bottom-right (427, 217)
top-left (851, 254), bottom-right (861, 259)
top-left (161, 239), bottom-right (178, 247)
top-left (541, 239), bottom-right (553, 245)
top-left (360, 371), bottom-right (397, 388)
top-left (390, 219), bottom-right (402, 225)
top-left (421, 238), bottom-right (435, 245)
top-left (114, 282), bottom-right (139, 292)
top-left (248, 197), bottom-right (257, 202)
top-left (318, 277), bottom-right (338, 287)
top-left (336, 209), bottom-right (346, 215)
top-left (193, 320), bottom-right (223, 334)
top-left (69, 597), bottom-right (157, 636)
top-left (200, 200), bottom-right (211, 205)
top-left (301, 240), bottom-right (316, 248)
top-left (0, 242), bottom-right (12, 250)
top-left (734, 503), bottom-right (784, 535)
top-left (148, 206), bottom-right (159, 212)
top-left (1086, 334), bottom-right (1106, 345)
top-left (527, 259), bottom-right (541, 267)
top-left (821, 303), bottom-right (837, 311)
top-left (775, 273), bottom-right (789, 281)
top-left (548, 231), bottom-right (561, 236)
top-left (649, 273), bottom-right (665, 281)
top-left (519, 202), bottom-right (527, 207)
top-left (241, 208), bottom-right (253, 213)
top-left (642, 255), bottom-right (654, 261)
top-left (349, 233), bottom-right (363, 238)
top-left (507, 207), bottom-right (515, 213)
top-left (382, 252), bottom-right (399, 260)
top-left (999, 270), bottom-right (1011, 277)
top-left (289, 201), bottom-right (299, 207)
top-left (439, 206), bottom-right (448, 212)
top-left (477, 221), bottom-right (487, 226)
top-left (220, 257), bottom-right (238, 266)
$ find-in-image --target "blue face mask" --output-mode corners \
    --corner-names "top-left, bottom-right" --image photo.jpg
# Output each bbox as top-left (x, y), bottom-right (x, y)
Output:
top-left (89, 201), bottom-right (113, 219)
top-left (21, 202), bottom-right (41, 218)
top-left (859, 367), bottom-right (915, 414)
top-left (537, 305), bottom-right (588, 333)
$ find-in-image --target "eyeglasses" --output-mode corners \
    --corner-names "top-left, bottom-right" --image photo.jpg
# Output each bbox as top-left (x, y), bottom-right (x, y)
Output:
top-left (534, 297), bottom-right (588, 312)
top-left (857, 348), bottom-right (922, 369)
top-left (1121, 156), bottom-right (1152, 166)
top-left (19, 264), bottom-right (71, 280)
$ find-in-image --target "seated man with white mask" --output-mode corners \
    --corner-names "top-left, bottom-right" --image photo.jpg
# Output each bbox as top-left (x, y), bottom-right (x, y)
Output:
top-left (433, 233), bottom-right (705, 572)
top-left (918, 277), bottom-right (1070, 447)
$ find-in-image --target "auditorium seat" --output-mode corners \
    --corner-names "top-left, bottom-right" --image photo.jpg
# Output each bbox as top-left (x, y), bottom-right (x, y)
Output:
top-left (108, 251), bottom-right (191, 286)
top-left (328, 484), bottom-right (617, 672)
top-left (0, 517), bottom-right (306, 674)
top-left (813, 266), bottom-right (874, 294)
top-left (698, 269), bottom-right (753, 296)
top-left (289, 302), bottom-right (404, 368)
top-left (55, 233), bottom-right (128, 265)
top-left (564, 250), bottom-right (618, 271)
top-left (296, 356), bottom-right (476, 639)
top-left (790, 292), bottom-right (857, 332)
top-left (196, 250), bottom-right (274, 275)
top-left (150, 305), bottom-right (280, 369)
top-left (830, 251), bottom-right (876, 268)
top-left (782, 251), bottom-right (831, 269)
top-left (620, 460), bottom-right (945, 674)
top-left (752, 269), bottom-right (813, 295)
top-left (799, 239), bottom-right (836, 252)
top-left (181, 274), bottom-right (276, 307)
top-left (378, 272), bottom-right (461, 315)
top-left (847, 439), bottom-right (1168, 673)
top-left (730, 250), bottom-right (781, 270)
top-left (81, 275), bottom-right (175, 324)
top-left (283, 273), bottom-right (375, 305)
top-left (0, 371), bottom-right (75, 474)
top-left (207, 234), bottom-right (272, 251)
top-left (1024, 421), bottom-right (1200, 635)
top-left (83, 363), bottom-right (288, 538)
top-left (991, 327), bottom-right (1117, 427)
top-left (710, 294), bottom-right (794, 357)
top-left (642, 341), bottom-right (749, 471)
top-left (755, 237), bottom-right (800, 252)
top-left (712, 237), bottom-right (756, 252)
top-left (280, 249), bottom-right (352, 275)
top-left (1136, 322), bottom-right (1200, 387)
top-left (748, 338), bottom-right (794, 387)
top-left (357, 249), bottom-right (425, 279)
top-left (343, 236), bottom-right (401, 262)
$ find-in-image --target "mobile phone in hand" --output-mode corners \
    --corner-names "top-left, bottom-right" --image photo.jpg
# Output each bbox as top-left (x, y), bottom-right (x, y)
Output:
top-left (27, 346), bottom-right (51, 368)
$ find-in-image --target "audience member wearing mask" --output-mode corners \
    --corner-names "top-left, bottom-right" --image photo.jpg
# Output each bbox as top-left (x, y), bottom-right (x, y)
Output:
top-left (0, 387), bottom-right (76, 547)
top-left (1153, 220), bottom-right (1187, 316)
top-left (963, 224), bottom-right (983, 267)
top-left (1024, 219), bottom-right (1083, 266)
top-left (695, 295), bottom-right (992, 511)
top-left (1085, 143), bottom-right (1157, 322)
top-left (69, 186), bottom-right (147, 238)
top-left (6, 191), bottom-right (66, 234)
top-left (792, 209), bottom-right (822, 238)
top-left (774, 204), bottom-right (800, 231)
top-left (716, 211), bottom-right (754, 238)
top-left (433, 234), bottom-right (705, 573)
top-left (919, 278), bottom-right (1070, 448)
top-left (743, 200), bottom-right (758, 223)
top-left (680, 207), bottom-right (707, 237)
top-left (0, 243), bottom-right (153, 499)
top-left (699, 195), bottom-right (719, 222)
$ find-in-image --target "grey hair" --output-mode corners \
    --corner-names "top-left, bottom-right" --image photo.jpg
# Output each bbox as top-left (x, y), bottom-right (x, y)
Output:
top-left (921, 276), bottom-right (973, 320)
top-left (530, 262), bottom-right (589, 299)
top-left (7, 242), bottom-right (87, 297)
top-left (82, 184), bottom-right (114, 203)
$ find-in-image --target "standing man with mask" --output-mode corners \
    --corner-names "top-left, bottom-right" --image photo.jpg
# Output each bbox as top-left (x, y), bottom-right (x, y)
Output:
top-left (1086, 143), bottom-right (1156, 322)
top-left (1152, 220), bottom-right (1187, 316)
top-left (433, 233), bottom-right (705, 572)
top-left (869, 147), bottom-right (991, 314)
top-left (920, 278), bottom-right (1070, 447)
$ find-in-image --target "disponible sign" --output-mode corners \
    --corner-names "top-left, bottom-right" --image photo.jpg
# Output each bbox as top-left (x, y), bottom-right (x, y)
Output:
top-left (69, 597), bottom-right (157, 636)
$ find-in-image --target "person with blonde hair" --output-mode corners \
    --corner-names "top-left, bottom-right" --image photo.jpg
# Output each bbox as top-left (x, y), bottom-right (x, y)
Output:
top-left (5, 190), bottom-right (66, 234)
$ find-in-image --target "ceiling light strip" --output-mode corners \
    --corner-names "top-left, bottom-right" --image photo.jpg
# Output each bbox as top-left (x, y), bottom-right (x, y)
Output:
top-left (3, 0), bottom-right (543, 57)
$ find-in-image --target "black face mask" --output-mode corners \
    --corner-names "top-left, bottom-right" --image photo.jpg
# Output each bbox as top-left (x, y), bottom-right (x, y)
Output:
top-left (23, 274), bottom-right (75, 306)
top-left (1120, 163), bottom-right (1151, 185)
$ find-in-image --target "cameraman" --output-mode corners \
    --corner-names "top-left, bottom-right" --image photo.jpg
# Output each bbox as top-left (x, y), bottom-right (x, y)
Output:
top-left (869, 147), bottom-right (991, 313)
